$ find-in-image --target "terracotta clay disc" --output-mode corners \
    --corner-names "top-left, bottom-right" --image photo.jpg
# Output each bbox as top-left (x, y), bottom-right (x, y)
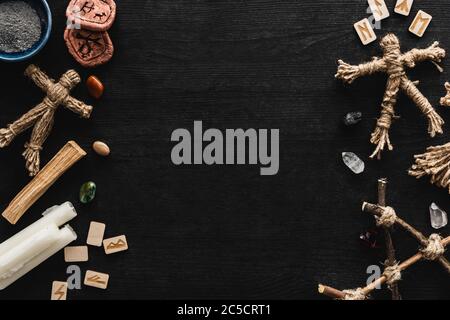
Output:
top-left (64, 28), bottom-right (114, 68)
top-left (66, 0), bottom-right (117, 32)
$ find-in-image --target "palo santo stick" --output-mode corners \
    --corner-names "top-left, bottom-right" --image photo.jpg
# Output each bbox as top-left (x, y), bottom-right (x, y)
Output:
top-left (2, 141), bottom-right (86, 225)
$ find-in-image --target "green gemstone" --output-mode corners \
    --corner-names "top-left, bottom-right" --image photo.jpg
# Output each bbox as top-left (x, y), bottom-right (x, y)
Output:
top-left (79, 181), bottom-right (96, 204)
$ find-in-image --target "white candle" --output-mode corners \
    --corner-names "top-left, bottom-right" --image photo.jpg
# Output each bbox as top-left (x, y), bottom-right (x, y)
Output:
top-left (0, 202), bottom-right (78, 290)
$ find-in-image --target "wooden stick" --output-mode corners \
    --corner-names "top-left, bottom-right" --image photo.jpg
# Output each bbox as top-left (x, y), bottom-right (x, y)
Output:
top-left (319, 237), bottom-right (450, 299)
top-left (377, 178), bottom-right (401, 300)
top-left (318, 284), bottom-right (346, 300)
top-left (362, 202), bottom-right (450, 272)
top-left (2, 141), bottom-right (86, 225)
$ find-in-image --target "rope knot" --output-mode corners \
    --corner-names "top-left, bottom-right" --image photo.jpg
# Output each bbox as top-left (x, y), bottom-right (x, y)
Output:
top-left (375, 206), bottom-right (397, 228)
top-left (383, 262), bottom-right (402, 287)
top-left (421, 234), bottom-right (445, 260)
top-left (342, 288), bottom-right (367, 300)
top-left (24, 143), bottom-right (42, 152)
top-left (7, 125), bottom-right (16, 137)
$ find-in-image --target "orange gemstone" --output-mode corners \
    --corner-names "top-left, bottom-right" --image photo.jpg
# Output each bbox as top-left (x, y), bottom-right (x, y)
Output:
top-left (86, 75), bottom-right (104, 99)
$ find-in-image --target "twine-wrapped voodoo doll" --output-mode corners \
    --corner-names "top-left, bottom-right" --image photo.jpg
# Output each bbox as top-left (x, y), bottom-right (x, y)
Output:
top-left (0, 65), bottom-right (93, 176)
top-left (336, 33), bottom-right (446, 159)
top-left (409, 83), bottom-right (450, 193)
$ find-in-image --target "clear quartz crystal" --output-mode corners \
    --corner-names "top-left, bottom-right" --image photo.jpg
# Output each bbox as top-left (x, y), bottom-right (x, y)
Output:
top-left (429, 203), bottom-right (448, 230)
top-left (342, 152), bottom-right (365, 174)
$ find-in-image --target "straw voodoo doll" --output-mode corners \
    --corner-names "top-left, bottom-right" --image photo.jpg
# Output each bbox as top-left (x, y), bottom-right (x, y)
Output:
top-left (0, 65), bottom-right (93, 176)
top-left (409, 83), bottom-right (450, 193)
top-left (336, 34), bottom-right (446, 159)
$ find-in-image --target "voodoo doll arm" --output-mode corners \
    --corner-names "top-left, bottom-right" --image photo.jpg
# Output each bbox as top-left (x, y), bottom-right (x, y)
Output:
top-left (336, 58), bottom-right (387, 84)
top-left (402, 42), bottom-right (446, 67)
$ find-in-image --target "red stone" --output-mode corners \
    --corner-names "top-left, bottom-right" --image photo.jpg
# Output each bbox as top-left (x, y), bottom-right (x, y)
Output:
top-left (64, 28), bottom-right (114, 68)
top-left (66, 0), bottom-right (117, 32)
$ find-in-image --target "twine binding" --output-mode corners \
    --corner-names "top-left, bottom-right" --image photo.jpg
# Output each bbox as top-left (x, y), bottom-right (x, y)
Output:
top-left (342, 288), bottom-right (367, 300)
top-left (421, 234), bottom-right (446, 261)
top-left (375, 206), bottom-right (397, 228)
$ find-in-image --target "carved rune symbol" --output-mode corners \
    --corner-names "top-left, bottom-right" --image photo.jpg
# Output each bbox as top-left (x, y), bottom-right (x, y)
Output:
top-left (87, 275), bottom-right (106, 284)
top-left (107, 239), bottom-right (126, 249)
top-left (395, 0), bottom-right (409, 12)
top-left (373, 0), bottom-right (383, 16)
top-left (77, 1), bottom-right (95, 14)
top-left (54, 285), bottom-right (66, 300)
top-left (76, 32), bottom-right (102, 58)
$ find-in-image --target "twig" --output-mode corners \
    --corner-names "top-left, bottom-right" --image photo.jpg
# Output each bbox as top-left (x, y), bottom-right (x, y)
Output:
top-left (362, 202), bottom-right (450, 273)
top-left (318, 237), bottom-right (450, 299)
top-left (377, 178), bottom-right (401, 300)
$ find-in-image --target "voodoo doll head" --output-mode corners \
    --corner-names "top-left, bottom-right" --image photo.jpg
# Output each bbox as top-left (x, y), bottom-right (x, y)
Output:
top-left (336, 33), bottom-right (446, 159)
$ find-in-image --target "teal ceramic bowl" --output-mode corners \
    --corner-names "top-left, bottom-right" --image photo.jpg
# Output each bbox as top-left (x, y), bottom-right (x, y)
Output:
top-left (0, 0), bottom-right (52, 62)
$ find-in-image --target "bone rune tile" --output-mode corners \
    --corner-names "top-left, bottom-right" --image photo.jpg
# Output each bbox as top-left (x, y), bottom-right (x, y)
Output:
top-left (64, 246), bottom-right (89, 262)
top-left (354, 18), bottom-right (377, 45)
top-left (87, 221), bottom-right (106, 247)
top-left (409, 10), bottom-right (432, 37)
top-left (394, 0), bottom-right (414, 16)
top-left (103, 235), bottom-right (128, 254)
top-left (84, 270), bottom-right (109, 289)
top-left (51, 281), bottom-right (68, 300)
top-left (368, 0), bottom-right (390, 21)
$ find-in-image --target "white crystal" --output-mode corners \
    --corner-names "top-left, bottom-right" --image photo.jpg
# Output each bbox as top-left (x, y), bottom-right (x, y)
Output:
top-left (342, 152), bottom-right (365, 174)
top-left (429, 203), bottom-right (448, 230)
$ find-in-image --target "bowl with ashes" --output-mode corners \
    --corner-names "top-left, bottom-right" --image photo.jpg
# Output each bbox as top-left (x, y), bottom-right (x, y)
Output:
top-left (0, 0), bottom-right (52, 62)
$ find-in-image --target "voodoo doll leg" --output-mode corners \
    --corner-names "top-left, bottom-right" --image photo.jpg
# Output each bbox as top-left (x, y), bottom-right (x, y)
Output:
top-left (23, 109), bottom-right (56, 176)
top-left (370, 77), bottom-right (400, 159)
top-left (0, 103), bottom-right (49, 148)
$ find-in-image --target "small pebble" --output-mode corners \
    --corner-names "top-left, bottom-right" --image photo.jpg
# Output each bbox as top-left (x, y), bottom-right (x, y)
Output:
top-left (93, 141), bottom-right (110, 157)
top-left (343, 111), bottom-right (363, 126)
top-left (86, 75), bottom-right (104, 99)
top-left (80, 181), bottom-right (97, 204)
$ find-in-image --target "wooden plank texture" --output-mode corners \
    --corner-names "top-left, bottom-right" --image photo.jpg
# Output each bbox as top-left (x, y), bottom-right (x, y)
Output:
top-left (0, 0), bottom-right (449, 300)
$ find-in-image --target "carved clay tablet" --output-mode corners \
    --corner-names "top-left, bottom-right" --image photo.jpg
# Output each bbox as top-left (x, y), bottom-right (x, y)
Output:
top-left (64, 28), bottom-right (114, 68)
top-left (66, 0), bottom-right (117, 32)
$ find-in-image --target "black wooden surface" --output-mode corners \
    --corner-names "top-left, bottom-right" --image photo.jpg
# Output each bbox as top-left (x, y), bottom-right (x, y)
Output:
top-left (0, 0), bottom-right (449, 300)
